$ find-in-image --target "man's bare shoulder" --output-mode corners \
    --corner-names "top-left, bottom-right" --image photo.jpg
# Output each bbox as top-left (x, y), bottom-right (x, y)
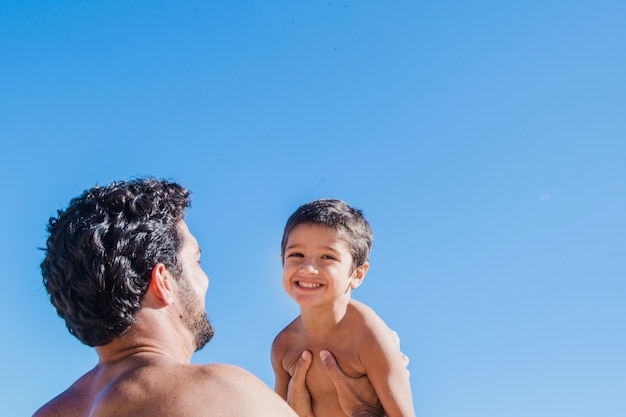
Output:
top-left (173, 363), bottom-right (297, 416)
top-left (33, 395), bottom-right (76, 417)
top-left (34, 362), bottom-right (296, 417)
top-left (32, 369), bottom-right (97, 417)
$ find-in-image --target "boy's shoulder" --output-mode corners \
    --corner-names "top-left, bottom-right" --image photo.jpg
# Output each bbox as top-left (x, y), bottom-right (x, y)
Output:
top-left (346, 299), bottom-right (397, 341)
top-left (347, 299), bottom-right (385, 323)
top-left (272, 315), bottom-right (303, 345)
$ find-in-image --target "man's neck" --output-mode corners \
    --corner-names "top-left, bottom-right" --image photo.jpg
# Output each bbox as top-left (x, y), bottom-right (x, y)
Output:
top-left (96, 310), bottom-right (195, 365)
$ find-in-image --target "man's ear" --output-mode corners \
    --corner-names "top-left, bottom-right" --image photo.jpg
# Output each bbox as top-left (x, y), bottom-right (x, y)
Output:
top-left (147, 263), bottom-right (175, 305)
top-left (350, 262), bottom-right (369, 289)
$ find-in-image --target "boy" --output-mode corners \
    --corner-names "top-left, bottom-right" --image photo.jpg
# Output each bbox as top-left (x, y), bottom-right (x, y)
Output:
top-left (272, 199), bottom-right (415, 417)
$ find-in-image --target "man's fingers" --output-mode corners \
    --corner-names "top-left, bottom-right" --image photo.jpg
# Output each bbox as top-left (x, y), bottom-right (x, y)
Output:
top-left (287, 350), bottom-right (314, 417)
top-left (319, 349), bottom-right (385, 417)
top-left (292, 350), bottom-right (313, 382)
top-left (320, 349), bottom-right (349, 386)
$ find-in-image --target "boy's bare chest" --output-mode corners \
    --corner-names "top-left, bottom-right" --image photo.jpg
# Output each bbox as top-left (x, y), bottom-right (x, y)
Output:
top-left (282, 334), bottom-right (367, 413)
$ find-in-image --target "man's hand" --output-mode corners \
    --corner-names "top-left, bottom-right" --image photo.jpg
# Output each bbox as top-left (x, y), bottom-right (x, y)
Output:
top-left (286, 350), bottom-right (315, 417)
top-left (287, 349), bottom-right (389, 417)
top-left (320, 349), bottom-right (385, 417)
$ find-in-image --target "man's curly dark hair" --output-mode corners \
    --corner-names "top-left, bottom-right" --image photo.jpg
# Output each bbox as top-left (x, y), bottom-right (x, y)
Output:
top-left (40, 178), bottom-right (191, 347)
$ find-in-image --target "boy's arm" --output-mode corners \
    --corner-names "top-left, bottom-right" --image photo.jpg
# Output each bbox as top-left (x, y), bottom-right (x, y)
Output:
top-left (360, 324), bottom-right (415, 417)
top-left (271, 336), bottom-right (291, 400)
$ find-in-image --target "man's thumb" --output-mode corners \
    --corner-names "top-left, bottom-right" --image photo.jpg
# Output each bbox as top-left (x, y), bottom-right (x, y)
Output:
top-left (320, 349), bottom-right (339, 377)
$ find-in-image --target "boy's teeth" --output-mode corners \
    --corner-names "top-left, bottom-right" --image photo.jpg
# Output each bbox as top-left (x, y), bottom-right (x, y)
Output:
top-left (299, 282), bottom-right (321, 288)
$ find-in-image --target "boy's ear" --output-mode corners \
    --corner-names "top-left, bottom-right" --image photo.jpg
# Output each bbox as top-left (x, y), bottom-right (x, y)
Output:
top-left (350, 262), bottom-right (369, 289)
top-left (147, 263), bottom-right (175, 305)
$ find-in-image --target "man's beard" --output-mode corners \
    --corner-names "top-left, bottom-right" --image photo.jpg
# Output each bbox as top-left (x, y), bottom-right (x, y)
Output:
top-left (178, 275), bottom-right (215, 351)
top-left (186, 308), bottom-right (215, 351)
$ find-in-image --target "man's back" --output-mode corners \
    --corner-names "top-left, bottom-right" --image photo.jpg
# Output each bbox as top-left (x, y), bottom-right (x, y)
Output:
top-left (33, 353), bottom-right (297, 417)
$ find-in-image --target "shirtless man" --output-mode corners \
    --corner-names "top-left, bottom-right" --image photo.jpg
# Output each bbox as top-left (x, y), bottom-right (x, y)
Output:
top-left (33, 178), bottom-right (384, 417)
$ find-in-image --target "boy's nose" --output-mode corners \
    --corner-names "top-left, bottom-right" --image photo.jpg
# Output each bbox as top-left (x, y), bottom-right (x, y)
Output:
top-left (298, 261), bottom-right (318, 275)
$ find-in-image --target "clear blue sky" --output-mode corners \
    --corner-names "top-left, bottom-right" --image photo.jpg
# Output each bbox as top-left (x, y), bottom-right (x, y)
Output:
top-left (2, 1), bottom-right (625, 416)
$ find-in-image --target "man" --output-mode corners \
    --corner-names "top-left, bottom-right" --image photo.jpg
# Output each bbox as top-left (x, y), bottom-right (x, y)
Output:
top-left (34, 178), bottom-right (385, 417)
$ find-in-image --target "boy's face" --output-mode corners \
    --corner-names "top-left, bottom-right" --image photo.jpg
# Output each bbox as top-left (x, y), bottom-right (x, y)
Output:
top-left (282, 223), bottom-right (368, 309)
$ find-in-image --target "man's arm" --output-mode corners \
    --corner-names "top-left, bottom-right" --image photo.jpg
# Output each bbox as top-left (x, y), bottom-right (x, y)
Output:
top-left (286, 350), bottom-right (386, 417)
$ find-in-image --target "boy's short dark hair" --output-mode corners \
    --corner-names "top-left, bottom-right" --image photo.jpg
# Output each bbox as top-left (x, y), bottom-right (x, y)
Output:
top-left (281, 198), bottom-right (373, 270)
top-left (40, 178), bottom-right (190, 347)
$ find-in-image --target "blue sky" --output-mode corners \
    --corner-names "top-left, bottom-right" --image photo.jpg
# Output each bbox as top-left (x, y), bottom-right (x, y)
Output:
top-left (2, 1), bottom-right (625, 416)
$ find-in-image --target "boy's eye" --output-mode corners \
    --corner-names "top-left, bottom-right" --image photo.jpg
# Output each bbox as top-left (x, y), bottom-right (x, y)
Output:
top-left (287, 252), bottom-right (304, 258)
top-left (322, 255), bottom-right (337, 260)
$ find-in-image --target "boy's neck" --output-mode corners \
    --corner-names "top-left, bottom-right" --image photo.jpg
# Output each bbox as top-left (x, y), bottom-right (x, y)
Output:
top-left (299, 298), bottom-right (353, 335)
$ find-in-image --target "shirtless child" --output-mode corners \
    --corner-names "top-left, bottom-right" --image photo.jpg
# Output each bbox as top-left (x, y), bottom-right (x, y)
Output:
top-left (272, 199), bottom-right (415, 417)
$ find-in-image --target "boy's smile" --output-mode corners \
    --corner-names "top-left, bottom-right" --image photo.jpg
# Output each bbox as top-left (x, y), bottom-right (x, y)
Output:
top-left (282, 223), bottom-right (366, 308)
top-left (297, 281), bottom-right (322, 289)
